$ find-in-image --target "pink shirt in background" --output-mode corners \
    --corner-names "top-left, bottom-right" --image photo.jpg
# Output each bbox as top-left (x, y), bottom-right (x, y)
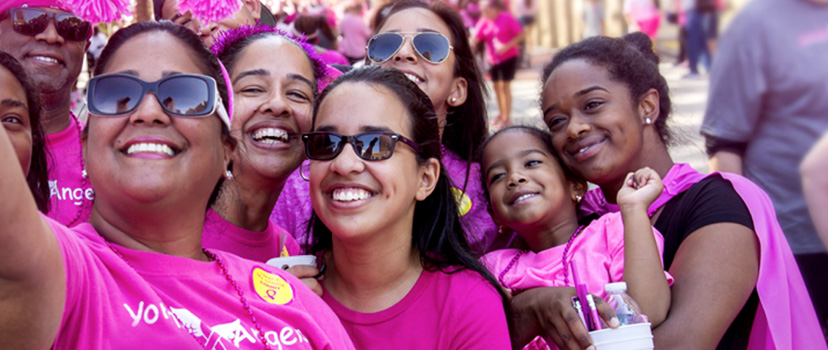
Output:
top-left (473, 12), bottom-right (522, 65)
top-left (203, 209), bottom-right (302, 262)
top-left (338, 12), bottom-right (372, 59)
top-left (623, 0), bottom-right (660, 21)
top-left (322, 268), bottom-right (511, 350)
top-left (270, 150), bottom-right (498, 251)
top-left (45, 116), bottom-right (93, 226)
top-left (46, 215), bottom-right (355, 349)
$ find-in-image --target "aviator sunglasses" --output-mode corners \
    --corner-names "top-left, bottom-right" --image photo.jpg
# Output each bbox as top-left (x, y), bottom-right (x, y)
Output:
top-left (366, 32), bottom-right (454, 64)
top-left (4, 7), bottom-right (91, 42)
top-left (87, 73), bottom-right (229, 123)
top-left (302, 132), bottom-right (421, 161)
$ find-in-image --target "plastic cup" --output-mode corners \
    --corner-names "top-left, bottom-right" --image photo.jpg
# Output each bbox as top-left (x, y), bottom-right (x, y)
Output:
top-left (266, 255), bottom-right (317, 270)
top-left (588, 322), bottom-right (653, 350)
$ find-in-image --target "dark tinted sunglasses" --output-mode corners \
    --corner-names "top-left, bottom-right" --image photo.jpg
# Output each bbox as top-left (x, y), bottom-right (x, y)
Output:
top-left (6, 7), bottom-right (91, 42)
top-left (366, 32), bottom-right (454, 64)
top-left (302, 132), bottom-right (421, 161)
top-left (87, 73), bottom-right (229, 122)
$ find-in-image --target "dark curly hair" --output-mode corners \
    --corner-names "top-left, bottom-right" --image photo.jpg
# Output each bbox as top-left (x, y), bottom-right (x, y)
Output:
top-left (0, 51), bottom-right (49, 213)
top-left (541, 32), bottom-right (672, 145)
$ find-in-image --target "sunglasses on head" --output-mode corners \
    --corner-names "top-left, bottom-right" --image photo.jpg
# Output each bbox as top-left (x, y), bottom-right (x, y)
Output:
top-left (5, 7), bottom-right (91, 42)
top-left (87, 73), bottom-right (229, 123)
top-left (302, 131), bottom-right (421, 161)
top-left (366, 32), bottom-right (454, 64)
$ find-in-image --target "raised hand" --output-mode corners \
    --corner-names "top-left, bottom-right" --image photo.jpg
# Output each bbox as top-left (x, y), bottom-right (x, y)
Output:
top-left (616, 167), bottom-right (664, 211)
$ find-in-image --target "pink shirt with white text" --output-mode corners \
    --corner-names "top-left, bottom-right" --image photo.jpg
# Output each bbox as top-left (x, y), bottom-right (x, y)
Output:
top-left (45, 117), bottom-right (92, 226)
top-left (46, 216), bottom-right (354, 350)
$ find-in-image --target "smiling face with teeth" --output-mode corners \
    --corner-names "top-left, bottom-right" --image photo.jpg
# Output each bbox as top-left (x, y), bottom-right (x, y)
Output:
top-left (309, 81), bottom-right (436, 244)
top-left (372, 8), bottom-right (468, 132)
top-left (542, 59), bottom-right (653, 190)
top-left (0, 8), bottom-right (87, 96)
top-left (84, 31), bottom-right (231, 210)
top-left (482, 129), bottom-right (584, 245)
top-left (228, 36), bottom-right (315, 182)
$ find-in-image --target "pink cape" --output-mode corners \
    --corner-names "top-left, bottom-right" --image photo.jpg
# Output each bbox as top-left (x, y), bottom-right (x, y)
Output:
top-left (580, 163), bottom-right (825, 349)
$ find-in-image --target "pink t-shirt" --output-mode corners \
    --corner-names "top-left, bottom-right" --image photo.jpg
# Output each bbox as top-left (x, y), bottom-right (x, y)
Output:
top-left (45, 117), bottom-right (93, 226)
top-left (45, 216), bottom-right (355, 349)
top-left (270, 150), bottom-right (498, 250)
top-left (482, 213), bottom-right (673, 297)
top-left (203, 209), bottom-right (302, 262)
top-left (322, 268), bottom-right (511, 350)
top-left (623, 0), bottom-right (660, 21)
top-left (473, 12), bottom-right (523, 65)
top-left (338, 12), bottom-right (372, 59)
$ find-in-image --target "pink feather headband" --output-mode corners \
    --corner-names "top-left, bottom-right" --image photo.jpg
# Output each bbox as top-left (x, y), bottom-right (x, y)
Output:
top-left (3, 0), bottom-right (241, 25)
top-left (210, 24), bottom-right (331, 89)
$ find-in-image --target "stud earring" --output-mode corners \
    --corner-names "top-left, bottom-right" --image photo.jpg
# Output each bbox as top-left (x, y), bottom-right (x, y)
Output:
top-left (450, 97), bottom-right (457, 104)
top-left (574, 195), bottom-right (582, 204)
top-left (224, 170), bottom-right (234, 179)
top-left (644, 118), bottom-right (652, 125)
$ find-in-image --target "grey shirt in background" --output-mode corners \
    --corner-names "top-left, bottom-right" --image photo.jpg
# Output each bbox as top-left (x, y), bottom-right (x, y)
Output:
top-left (701, 0), bottom-right (828, 254)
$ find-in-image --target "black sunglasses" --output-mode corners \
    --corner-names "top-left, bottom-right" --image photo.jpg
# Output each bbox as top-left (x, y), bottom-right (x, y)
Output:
top-left (366, 32), bottom-right (454, 64)
top-left (86, 73), bottom-right (229, 123)
top-left (302, 132), bottom-right (421, 161)
top-left (5, 7), bottom-right (91, 42)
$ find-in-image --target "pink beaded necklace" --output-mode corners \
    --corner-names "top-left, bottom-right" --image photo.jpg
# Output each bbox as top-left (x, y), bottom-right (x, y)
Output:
top-left (498, 225), bottom-right (585, 292)
top-left (103, 239), bottom-right (272, 349)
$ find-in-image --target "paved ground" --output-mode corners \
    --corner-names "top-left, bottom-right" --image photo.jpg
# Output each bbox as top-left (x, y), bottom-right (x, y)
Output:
top-left (486, 39), bottom-right (711, 174)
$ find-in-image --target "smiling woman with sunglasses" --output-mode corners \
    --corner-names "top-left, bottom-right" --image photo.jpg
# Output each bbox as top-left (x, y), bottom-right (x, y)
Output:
top-left (0, 21), bottom-right (355, 349)
top-left (272, 0), bottom-right (499, 253)
top-left (304, 65), bottom-right (510, 349)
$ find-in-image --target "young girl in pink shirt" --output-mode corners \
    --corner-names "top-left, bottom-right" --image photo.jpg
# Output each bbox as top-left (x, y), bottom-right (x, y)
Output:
top-left (480, 126), bottom-right (671, 348)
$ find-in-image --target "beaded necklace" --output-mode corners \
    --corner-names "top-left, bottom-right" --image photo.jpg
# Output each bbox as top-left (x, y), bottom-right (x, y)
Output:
top-left (103, 240), bottom-right (272, 349)
top-left (497, 225), bottom-right (585, 292)
top-left (65, 114), bottom-right (87, 226)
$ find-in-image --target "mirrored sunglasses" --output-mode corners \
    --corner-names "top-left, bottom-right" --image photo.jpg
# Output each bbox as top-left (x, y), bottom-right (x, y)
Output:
top-left (366, 32), bottom-right (454, 64)
top-left (302, 131), bottom-right (421, 161)
top-left (87, 73), bottom-right (229, 124)
top-left (5, 7), bottom-right (91, 42)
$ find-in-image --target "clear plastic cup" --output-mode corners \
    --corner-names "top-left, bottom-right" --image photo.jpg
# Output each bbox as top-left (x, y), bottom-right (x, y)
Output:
top-left (588, 322), bottom-right (653, 350)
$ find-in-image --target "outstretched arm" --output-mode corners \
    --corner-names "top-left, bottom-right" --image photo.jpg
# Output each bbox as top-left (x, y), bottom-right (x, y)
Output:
top-left (616, 168), bottom-right (671, 327)
top-left (0, 126), bottom-right (66, 348)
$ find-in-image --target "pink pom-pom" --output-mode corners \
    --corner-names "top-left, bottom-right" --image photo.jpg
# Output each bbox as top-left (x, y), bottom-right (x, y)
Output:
top-left (178, 0), bottom-right (241, 25)
top-left (62, 0), bottom-right (131, 23)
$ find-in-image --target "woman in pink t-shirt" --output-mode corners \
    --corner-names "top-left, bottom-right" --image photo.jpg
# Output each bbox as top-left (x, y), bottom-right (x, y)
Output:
top-left (201, 26), bottom-right (328, 268)
top-left (304, 66), bottom-right (511, 349)
top-left (0, 52), bottom-right (50, 214)
top-left (272, 0), bottom-right (499, 251)
top-left (472, 0), bottom-right (524, 128)
top-left (0, 21), bottom-right (354, 349)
